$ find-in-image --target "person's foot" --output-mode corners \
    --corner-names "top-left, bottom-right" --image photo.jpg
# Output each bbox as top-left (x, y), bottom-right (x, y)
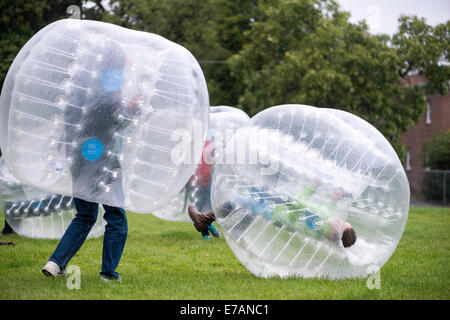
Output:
top-left (42, 261), bottom-right (65, 277)
top-left (100, 272), bottom-right (121, 282)
top-left (0, 227), bottom-right (13, 235)
top-left (201, 229), bottom-right (211, 240)
top-left (188, 205), bottom-right (216, 232)
top-left (1, 222), bottom-right (14, 235)
top-left (209, 224), bottom-right (221, 238)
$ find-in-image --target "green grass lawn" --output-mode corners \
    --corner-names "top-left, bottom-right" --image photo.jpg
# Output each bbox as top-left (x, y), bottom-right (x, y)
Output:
top-left (0, 206), bottom-right (449, 300)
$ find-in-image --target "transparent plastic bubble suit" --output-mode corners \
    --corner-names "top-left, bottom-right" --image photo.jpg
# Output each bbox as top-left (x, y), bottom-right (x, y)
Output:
top-left (0, 160), bottom-right (105, 239)
top-left (212, 105), bottom-right (410, 279)
top-left (0, 19), bottom-right (209, 213)
top-left (153, 106), bottom-right (250, 221)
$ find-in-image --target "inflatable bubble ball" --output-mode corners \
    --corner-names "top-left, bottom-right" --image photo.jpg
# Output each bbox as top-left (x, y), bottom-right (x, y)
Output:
top-left (0, 160), bottom-right (105, 239)
top-left (211, 104), bottom-right (410, 279)
top-left (153, 106), bottom-right (250, 222)
top-left (0, 19), bottom-right (209, 213)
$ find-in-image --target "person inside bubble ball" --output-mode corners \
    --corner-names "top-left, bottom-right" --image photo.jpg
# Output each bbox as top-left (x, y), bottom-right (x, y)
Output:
top-left (270, 178), bottom-right (357, 247)
top-left (42, 38), bottom-right (139, 282)
top-left (189, 178), bottom-right (357, 248)
top-left (185, 139), bottom-right (221, 240)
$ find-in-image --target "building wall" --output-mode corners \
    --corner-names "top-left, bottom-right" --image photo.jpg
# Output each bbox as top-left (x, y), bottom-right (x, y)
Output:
top-left (401, 75), bottom-right (450, 194)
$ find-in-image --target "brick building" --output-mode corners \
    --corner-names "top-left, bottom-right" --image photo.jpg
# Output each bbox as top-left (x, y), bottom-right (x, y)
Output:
top-left (401, 74), bottom-right (450, 194)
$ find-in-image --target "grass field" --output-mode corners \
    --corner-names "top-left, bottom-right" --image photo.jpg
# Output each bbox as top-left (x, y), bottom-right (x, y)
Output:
top-left (0, 206), bottom-right (449, 300)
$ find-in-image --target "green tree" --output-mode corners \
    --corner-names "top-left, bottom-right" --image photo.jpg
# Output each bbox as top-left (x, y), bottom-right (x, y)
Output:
top-left (105, 0), bottom-right (231, 105)
top-left (0, 0), bottom-right (107, 89)
top-left (2, 0), bottom-right (447, 160)
top-left (227, 0), bottom-right (447, 157)
top-left (423, 131), bottom-right (450, 170)
top-left (102, 0), bottom-right (260, 106)
top-left (392, 16), bottom-right (450, 95)
top-left (210, 0), bottom-right (262, 105)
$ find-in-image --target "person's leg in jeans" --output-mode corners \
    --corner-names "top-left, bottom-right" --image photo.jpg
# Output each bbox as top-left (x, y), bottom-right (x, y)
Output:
top-left (99, 204), bottom-right (127, 280)
top-left (48, 198), bottom-right (99, 271)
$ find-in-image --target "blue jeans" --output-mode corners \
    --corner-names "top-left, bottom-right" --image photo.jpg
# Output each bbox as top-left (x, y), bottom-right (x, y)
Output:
top-left (49, 198), bottom-right (127, 279)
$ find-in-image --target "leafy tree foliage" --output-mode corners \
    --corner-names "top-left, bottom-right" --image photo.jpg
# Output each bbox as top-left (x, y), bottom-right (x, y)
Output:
top-left (0, 0), bottom-right (85, 87)
top-left (0, 0), bottom-right (448, 159)
top-left (104, 0), bottom-right (248, 106)
top-left (423, 130), bottom-right (450, 170)
top-left (227, 0), bottom-right (448, 156)
top-left (393, 16), bottom-right (449, 95)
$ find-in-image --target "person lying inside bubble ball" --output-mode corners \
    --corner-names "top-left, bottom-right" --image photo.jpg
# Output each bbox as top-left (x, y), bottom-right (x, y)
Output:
top-left (189, 178), bottom-right (357, 248)
top-left (270, 179), bottom-right (357, 247)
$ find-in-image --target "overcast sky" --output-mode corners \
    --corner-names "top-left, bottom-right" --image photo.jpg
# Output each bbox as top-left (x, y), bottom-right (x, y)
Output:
top-left (336, 0), bottom-right (450, 35)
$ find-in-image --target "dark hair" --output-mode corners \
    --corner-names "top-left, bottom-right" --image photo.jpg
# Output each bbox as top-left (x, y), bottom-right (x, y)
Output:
top-left (341, 228), bottom-right (357, 248)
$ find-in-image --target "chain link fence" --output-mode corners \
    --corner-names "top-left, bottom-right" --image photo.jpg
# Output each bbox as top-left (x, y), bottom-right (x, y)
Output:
top-left (406, 169), bottom-right (449, 207)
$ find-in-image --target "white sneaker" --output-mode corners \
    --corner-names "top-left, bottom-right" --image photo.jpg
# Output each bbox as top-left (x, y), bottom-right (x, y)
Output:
top-left (100, 273), bottom-right (121, 282)
top-left (41, 261), bottom-right (64, 277)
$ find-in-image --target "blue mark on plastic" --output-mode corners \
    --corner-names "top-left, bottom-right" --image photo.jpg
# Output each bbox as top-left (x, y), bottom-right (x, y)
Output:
top-left (304, 211), bottom-right (320, 230)
top-left (102, 69), bottom-right (124, 91)
top-left (81, 138), bottom-right (103, 161)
